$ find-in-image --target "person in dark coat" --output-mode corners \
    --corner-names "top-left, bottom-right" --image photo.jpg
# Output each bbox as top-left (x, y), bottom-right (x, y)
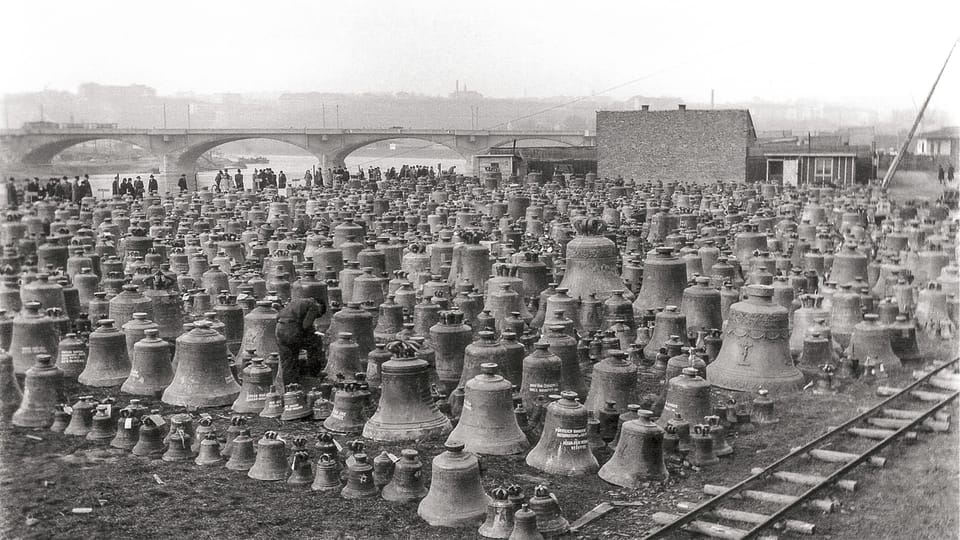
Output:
top-left (177, 174), bottom-right (188, 193)
top-left (148, 175), bottom-right (158, 193)
top-left (949, 164), bottom-right (955, 182)
top-left (275, 297), bottom-right (324, 390)
top-left (234, 169), bottom-right (244, 190)
top-left (938, 165), bottom-right (946, 184)
top-left (133, 176), bottom-right (144, 199)
top-left (112, 175), bottom-right (120, 196)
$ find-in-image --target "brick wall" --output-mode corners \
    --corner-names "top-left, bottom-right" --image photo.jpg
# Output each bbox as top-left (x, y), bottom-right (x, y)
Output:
top-left (597, 109), bottom-right (756, 183)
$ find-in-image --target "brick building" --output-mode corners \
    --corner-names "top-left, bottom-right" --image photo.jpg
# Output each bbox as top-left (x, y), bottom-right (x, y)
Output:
top-left (596, 107), bottom-right (757, 183)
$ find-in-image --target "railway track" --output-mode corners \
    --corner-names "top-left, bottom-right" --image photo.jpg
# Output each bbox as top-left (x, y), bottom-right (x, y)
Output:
top-left (643, 357), bottom-right (959, 540)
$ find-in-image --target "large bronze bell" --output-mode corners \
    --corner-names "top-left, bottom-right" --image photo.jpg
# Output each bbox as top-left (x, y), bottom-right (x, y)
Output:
top-left (328, 302), bottom-right (375, 360)
top-left (237, 300), bottom-right (279, 361)
top-left (830, 244), bottom-right (868, 287)
top-left (232, 356), bottom-right (274, 413)
top-left (324, 382), bottom-right (368, 435)
top-left (162, 320), bottom-right (241, 408)
top-left (108, 284), bottom-right (154, 330)
top-left (0, 349), bottom-right (23, 423)
top-left (585, 350), bottom-right (637, 417)
top-left (418, 441), bottom-right (491, 528)
top-left (643, 306), bottom-right (688, 361)
top-left (448, 363), bottom-right (529, 455)
top-left (707, 285), bottom-right (803, 393)
top-left (889, 314), bottom-right (923, 363)
top-left (558, 215), bottom-right (632, 301)
top-left (479, 487), bottom-right (516, 539)
top-left (846, 314), bottom-right (902, 372)
top-left (248, 431), bottom-right (288, 481)
top-left (363, 352), bottom-right (452, 442)
top-left (539, 325), bottom-right (586, 401)
top-left (633, 247), bottom-right (687, 317)
top-left (79, 319), bottom-right (131, 387)
top-left (382, 449), bottom-right (427, 502)
top-left (431, 310), bottom-right (473, 394)
top-left (658, 367), bottom-right (712, 430)
top-left (459, 331), bottom-right (508, 390)
top-left (790, 294), bottom-right (829, 358)
top-left (11, 354), bottom-right (62, 428)
top-left (828, 284), bottom-right (862, 348)
top-left (341, 452), bottom-right (378, 499)
top-left (525, 391), bottom-right (599, 476)
top-left (121, 312), bottom-right (159, 364)
top-left (520, 343), bottom-right (563, 413)
top-left (10, 301), bottom-right (59, 376)
top-left (122, 328), bottom-right (173, 396)
top-left (599, 409), bottom-right (668, 487)
top-left (281, 383), bottom-right (312, 421)
top-left (449, 230), bottom-right (492, 294)
top-left (680, 277), bottom-right (723, 341)
top-left (55, 332), bottom-right (87, 380)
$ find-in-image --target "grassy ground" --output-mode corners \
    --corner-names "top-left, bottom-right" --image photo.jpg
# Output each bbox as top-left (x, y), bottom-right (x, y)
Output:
top-left (1, 334), bottom-right (955, 540)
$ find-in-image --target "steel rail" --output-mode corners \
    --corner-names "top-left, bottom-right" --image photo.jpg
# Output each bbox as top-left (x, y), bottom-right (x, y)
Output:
top-left (740, 387), bottom-right (958, 538)
top-left (642, 357), bottom-right (959, 539)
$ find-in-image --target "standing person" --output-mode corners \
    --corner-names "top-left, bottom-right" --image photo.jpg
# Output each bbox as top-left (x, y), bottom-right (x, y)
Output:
top-left (304, 169), bottom-right (312, 187)
top-left (278, 170), bottom-right (287, 197)
top-left (5, 178), bottom-right (18, 208)
top-left (315, 168), bottom-right (323, 188)
top-left (949, 163), bottom-right (955, 183)
top-left (274, 297), bottom-right (324, 390)
top-left (112, 175), bottom-right (120, 196)
top-left (177, 174), bottom-right (188, 193)
top-left (133, 176), bottom-right (144, 199)
top-left (938, 165), bottom-right (945, 184)
top-left (148, 174), bottom-right (158, 193)
top-left (234, 169), bottom-right (244, 190)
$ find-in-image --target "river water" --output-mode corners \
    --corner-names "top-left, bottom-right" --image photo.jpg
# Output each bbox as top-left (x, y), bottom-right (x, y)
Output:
top-left (81, 153), bottom-right (469, 198)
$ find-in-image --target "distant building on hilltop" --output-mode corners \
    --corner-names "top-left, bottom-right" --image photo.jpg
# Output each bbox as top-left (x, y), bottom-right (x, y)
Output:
top-left (596, 106), bottom-right (757, 183)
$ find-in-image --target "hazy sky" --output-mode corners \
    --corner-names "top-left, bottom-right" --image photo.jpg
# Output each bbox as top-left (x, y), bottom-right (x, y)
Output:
top-left (3, 0), bottom-right (959, 111)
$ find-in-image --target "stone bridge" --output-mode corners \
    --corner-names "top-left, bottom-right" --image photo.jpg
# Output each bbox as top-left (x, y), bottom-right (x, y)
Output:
top-left (0, 127), bottom-right (594, 188)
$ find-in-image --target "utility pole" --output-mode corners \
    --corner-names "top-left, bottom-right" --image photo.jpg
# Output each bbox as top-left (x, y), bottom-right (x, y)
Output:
top-left (186, 104), bottom-right (191, 130)
top-left (322, 103), bottom-right (326, 128)
top-left (336, 105), bottom-right (340, 129)
top-left (162, 103), bottom-right (167, 129)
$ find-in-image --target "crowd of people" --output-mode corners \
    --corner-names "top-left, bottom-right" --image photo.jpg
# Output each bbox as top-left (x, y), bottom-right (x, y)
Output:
top-left (937, 163), bottom-right (955, 185)
top-left (112, 174), bottom-right (159, 198)
top-left (2, 175), bottom-right (95, 205)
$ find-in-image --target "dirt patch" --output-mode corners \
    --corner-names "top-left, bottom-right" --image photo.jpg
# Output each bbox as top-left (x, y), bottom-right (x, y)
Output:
top-left (1, 337), bottom-right (956, 539)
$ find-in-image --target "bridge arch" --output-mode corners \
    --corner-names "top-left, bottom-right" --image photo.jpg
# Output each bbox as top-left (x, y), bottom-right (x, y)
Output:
top-left (330, 134), bottom-right (470, 166)
top-left (175, 135), bottom-right (318, 172)
top-left (20, 136), bottom-right (156, 165)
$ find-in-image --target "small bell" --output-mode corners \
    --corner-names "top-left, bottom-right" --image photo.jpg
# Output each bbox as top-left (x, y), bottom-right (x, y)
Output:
top-left (814, 364), bottom-right (836, 394)
top-left (373, 451), bottom-right (395, 490)
top-left (689, 423), bottom-right (719, 467)
top-left (751, 388), bottom-right (779, 424)
top-left (706, 415), bottom-right (733, 457)
top-left (311, 453), bottom-right (343, 492)
top-left (248, 431), bottom-right (288, 481)
top-left (195, 433), bottom-right (225, 466)
top-left (85, 405), bottom-right (116, 442)
top-left (479, 487), bottom-right (516, 539)
top-left (597, 400), bottom-right (619, 444)
top-left (586, 417), bottom-right (606, 454)
top-left (259, 389), bottom-right (284, 418)
top-left (131, 415), bottom-right (166, 458)
top-left (63, 396), bottom-right (97, 437)
top-left (287, 450), bottom-right (314, 486)
top-left (661, 424), bottom-right (684, 469)
top-left (528, 485), bottom-right (569, 537)
top-left (509, 504), bottom-right (545, 540)
top-left (162, 426), bottom-right (195, 462)
top-left (381, 449), bottom-right (427, 502)
top-left (49, 404), bottom-right (71, 433)
top-left (323, 382), bottom-right (368, 435)
top-left (280, 383), bottom-right (311, 421)
top-left (507, 484), bottom-right (526, 511)
top-left (192, 417), bottom-right (217, 454)
top-left (599, 409), bottom-right (668, 487)
top-left (225, 428), bottom-right (257, 471)
top-left (735, 404), bottom-right (756, 433)
top-left (221, 415), bottom-right (247, 458)
top-left (341, 452), bottom-right (378, 499)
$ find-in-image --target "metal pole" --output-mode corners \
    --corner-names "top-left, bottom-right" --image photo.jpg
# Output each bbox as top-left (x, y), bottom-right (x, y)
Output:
top-left (322, 103), bottom-right (326, 128)
top-left (186, 104), bottom-right (191, 130)
top-left (881, 39), bottom-right (957, 189)
top-left (162, 103), bottom-right (167, 129)
top-left (336, 105), bottom-right (340, 129)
